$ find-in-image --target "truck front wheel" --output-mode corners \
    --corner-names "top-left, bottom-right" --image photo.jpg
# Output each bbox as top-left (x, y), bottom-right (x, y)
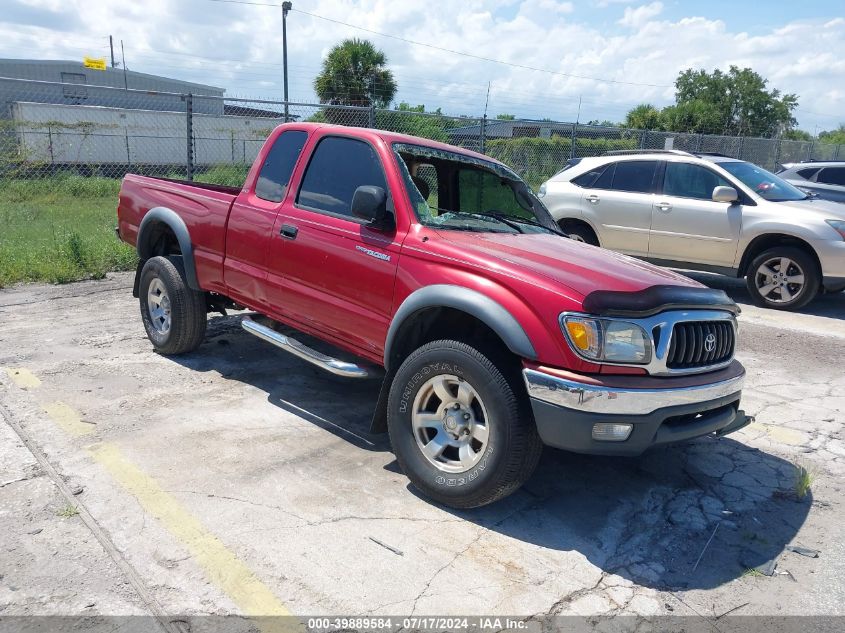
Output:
top-left (138, 256), bottom-right (207, 355)
top-left (387, 340), bottom-right (542, 508)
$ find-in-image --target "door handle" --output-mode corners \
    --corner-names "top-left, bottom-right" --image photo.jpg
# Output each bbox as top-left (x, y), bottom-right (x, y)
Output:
top-left (656, 202), bottom-right (672, 212)
top-left (280, 224), bottom-right (298, 239)
top-left (585, 194), bottom-right (600, 204)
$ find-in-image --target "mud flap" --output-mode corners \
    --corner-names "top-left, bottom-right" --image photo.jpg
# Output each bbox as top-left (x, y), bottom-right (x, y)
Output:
top-left (369, 370), bottom-right (395, 434)
top-left (715, 410), bottom-right (754, 437)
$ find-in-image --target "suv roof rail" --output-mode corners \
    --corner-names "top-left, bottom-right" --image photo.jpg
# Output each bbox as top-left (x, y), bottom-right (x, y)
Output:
top-left (694, 152), bottom-right (733, 158)
top-left (603, 149), bottom-right (694, 157)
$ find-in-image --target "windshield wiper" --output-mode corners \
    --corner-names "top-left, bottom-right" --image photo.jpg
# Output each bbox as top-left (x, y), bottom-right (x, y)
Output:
top-left (496, 213), bottom-right (564, 235)
top-left (459, 211), bottom-right (526, 233)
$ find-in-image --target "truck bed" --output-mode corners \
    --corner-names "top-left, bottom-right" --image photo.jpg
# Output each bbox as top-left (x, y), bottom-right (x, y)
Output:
top-left (117, 173), bottom-right (241, 292)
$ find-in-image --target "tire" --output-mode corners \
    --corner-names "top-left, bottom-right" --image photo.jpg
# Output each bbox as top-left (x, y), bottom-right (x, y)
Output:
top-left (745, 247), bottom-right (820, 310)
top-left (559, 221), bottom-right (599, 246)
top-left (138, 256), bottom-right (207, 354)
top-left (387, 340), bottom-right (542, 508)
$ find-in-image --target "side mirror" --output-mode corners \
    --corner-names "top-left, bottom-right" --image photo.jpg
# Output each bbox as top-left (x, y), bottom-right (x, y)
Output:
top-left (712, 186), bottom-right (739, 203)
top-left (351, 185), bottom-right (393, 229)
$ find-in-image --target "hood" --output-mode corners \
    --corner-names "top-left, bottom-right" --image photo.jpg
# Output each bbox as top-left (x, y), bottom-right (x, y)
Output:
top-left (775, 197), bottom-right (845, 221)
top-left (434, 230), bottom-right (700, 299)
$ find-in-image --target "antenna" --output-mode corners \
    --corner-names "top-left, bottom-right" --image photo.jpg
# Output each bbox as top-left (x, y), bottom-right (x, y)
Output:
top-left (120, 40), bottom-right (128, 90)
top-left (483, 81), bottom-right (491, 118)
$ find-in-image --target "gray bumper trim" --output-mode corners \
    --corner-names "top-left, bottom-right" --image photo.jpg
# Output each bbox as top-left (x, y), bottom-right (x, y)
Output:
top-left (523, 368), bottom-right (745, 416)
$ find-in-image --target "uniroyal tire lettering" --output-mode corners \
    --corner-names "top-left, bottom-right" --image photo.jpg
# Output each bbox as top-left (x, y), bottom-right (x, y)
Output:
top-left (432, 447), bottom-right (493, 487)
top-left (398, 362), bottom-right (462, 413)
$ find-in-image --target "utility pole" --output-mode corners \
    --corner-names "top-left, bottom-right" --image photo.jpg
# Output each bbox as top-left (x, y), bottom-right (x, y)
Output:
top-left (282, 2), bottom-right (292, 121)
top-left (120, 39), bottom-right (128, 90)
top-left (109, 35), bottom-right (116, 68)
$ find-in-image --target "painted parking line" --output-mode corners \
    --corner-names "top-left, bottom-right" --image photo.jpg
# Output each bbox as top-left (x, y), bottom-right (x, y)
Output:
top-left (88, 442), bottom-right (294, 619)
top-left (6, 371), bottom-right (296, 626)
top-left (3, 367), bottom-right (41, 389)
top-left (44, 402), bottom-right (96, 437)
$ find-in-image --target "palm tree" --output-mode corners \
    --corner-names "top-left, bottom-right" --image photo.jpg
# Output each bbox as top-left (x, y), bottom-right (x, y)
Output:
top-left (314, 38), bottom-right (397, 109)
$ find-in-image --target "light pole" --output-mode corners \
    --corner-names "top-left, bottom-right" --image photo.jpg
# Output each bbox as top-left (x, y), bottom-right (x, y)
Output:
top-left (282, 1), bottom-right (292, 121)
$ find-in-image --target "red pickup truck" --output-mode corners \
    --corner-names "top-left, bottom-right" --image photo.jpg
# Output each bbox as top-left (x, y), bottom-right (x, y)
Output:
top-left (117, 122), bottom-right (748, 508)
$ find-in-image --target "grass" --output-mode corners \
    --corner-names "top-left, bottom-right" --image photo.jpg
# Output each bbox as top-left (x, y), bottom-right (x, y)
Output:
top-left (0, 174), bottom-right (137, 287)
top-left (57, 503), bottom-right (79, 518)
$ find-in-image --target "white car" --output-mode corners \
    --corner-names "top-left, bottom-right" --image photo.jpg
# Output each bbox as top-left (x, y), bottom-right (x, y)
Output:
top-left (538, 150), bottom-right (845, 310)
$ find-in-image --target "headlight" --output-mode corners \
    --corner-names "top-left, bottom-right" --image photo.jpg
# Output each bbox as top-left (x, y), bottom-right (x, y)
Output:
top-left (561, 316), bottom-right (652, 364)
top-left (537, 183), bottom-right (547, 198)
top-left (825, 219), bottom-right (845, 240)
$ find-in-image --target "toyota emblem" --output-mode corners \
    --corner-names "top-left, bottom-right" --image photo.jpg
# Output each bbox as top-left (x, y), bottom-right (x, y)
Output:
top-left (704, 333), bottom-right (717, 353)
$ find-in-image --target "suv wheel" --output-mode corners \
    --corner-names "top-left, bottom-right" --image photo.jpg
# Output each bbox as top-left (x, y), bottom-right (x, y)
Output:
top-left (387, 340), bottom-right (542, 508)
top-left (139, 256), bottom-right (207, 354)
top-left (746, 247), bottom-right (820, 310)
top-left (559, 221), bottom-right (599, 246)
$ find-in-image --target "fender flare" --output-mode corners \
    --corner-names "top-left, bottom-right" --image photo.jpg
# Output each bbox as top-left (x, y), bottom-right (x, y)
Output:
top-left (136, 207), bottom-right (200, 290)
top-left (384, 284), bottom-right (537, 371)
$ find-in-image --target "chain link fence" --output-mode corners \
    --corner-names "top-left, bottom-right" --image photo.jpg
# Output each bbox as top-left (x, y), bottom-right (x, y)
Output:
top-left (2, 75), bottom-right (844, 191)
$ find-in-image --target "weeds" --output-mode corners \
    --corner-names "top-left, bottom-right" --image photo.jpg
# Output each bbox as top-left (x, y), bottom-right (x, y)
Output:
top-left (57, 504), bottom-right (79, 518)
top-left (794, 462), bottom-right (814, 500)
top-left (742, 568), bottom-right (764, 578)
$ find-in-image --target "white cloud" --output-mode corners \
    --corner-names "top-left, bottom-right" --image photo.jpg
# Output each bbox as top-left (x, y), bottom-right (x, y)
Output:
top-left (0, 0), bottom-right (842, 132)
top-left (534, 0), bottom-right (574, 13)
top-left (618, 2), bottom-right (664, 28)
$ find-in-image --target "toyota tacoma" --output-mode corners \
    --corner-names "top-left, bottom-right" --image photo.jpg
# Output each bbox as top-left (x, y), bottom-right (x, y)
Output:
top-left (116, 123), bottom-right (749, 508)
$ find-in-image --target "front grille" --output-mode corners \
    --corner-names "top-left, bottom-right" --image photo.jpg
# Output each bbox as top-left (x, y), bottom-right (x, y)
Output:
top-left (666, 321), bottom-right (734, 370)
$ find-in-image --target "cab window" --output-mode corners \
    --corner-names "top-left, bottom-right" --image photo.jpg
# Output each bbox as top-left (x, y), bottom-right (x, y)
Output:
top-left (255, 130), bottom-right (308, 202)
top-left (297, 136), bottom-right (387, 217)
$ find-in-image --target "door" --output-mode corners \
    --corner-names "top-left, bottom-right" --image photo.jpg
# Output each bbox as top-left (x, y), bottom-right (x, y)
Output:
top-left (223, 129), bottom-right (308, 308)
top-left (648, 161), bottom-right (742, 267)
top-left (580, 160), bottom-right (659, 256)
top-left (266, 135), bottom-right (402, 356)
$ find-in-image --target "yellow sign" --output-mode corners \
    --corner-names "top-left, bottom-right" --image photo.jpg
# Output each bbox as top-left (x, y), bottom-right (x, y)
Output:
top-left (83, 56), bottom-right (107, 71)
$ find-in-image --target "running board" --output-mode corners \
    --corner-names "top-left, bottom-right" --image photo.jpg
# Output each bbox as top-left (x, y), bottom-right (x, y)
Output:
top-left (241, 315), bottom-right (373, 379)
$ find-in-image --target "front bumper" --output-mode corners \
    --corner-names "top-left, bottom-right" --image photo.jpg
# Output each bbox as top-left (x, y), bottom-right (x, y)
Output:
top-left (524, 364), bottom-right (748, 456)
top-left (817, 239), bottom-right (845, 283)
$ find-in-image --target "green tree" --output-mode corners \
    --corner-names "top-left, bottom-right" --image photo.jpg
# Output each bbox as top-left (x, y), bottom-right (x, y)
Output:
top-left (624, 104), bottom-right (663, 130)
top-left (674, 66), bottom-right (797, 137)
top-left (495, 113), bottom-right (516, 120)
top-left (376, 103), bottom-right (449, 141)
top-left (819, 124), bottom-right (845, 145)
top-left (783, 129), bottom-right (813, 141)
top-left (313, 38), bottom-right (397, 108)
top-left (658, 100), bottom-right (723, 134)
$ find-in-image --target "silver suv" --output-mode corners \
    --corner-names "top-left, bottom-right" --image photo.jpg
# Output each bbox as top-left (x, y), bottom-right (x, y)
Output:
top-left (777, 161), bottom-right (845, 204)
top-left (538, 150), bottom-right (845, 310)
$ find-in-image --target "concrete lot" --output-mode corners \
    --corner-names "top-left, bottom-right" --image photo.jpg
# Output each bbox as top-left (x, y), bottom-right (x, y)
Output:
top-left (1, 272), bottom-right (844, 627)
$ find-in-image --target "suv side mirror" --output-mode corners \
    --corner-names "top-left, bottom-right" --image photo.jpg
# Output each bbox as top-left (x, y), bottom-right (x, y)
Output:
top-left (351, 186), bottom-right (393, 229)
top-left (712, 186), bottom-right (739, 203)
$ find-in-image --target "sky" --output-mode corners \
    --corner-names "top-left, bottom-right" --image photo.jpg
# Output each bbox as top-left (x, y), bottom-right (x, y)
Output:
top-left (0, 0), bottom-right (843, 132)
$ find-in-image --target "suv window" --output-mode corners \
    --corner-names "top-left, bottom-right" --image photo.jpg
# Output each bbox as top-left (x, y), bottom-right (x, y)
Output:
top-left (297, 136), bottom-right (387, 217)
top-left (611, 161), bottom-right (658, 193)
top-left (255, 130), bottom-right (308, 202)
top-left (458, 169), bottom-right (532, 219)
top-left (817, 167), bottom-right (845, 186)
top-left (592, 163), bottom-right (615, 189)
top-left (796, 167), bottom-right (821, 180)
top-left (663, 162), bottom-right (730, 200)
top-left (572, 165), bottom-right (607, 188)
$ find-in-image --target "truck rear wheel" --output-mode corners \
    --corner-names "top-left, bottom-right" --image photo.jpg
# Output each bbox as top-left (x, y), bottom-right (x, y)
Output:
top-left (138, 256), bottom-right (207, 355)
top-left (387, 340), bottom-right (542, 508)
